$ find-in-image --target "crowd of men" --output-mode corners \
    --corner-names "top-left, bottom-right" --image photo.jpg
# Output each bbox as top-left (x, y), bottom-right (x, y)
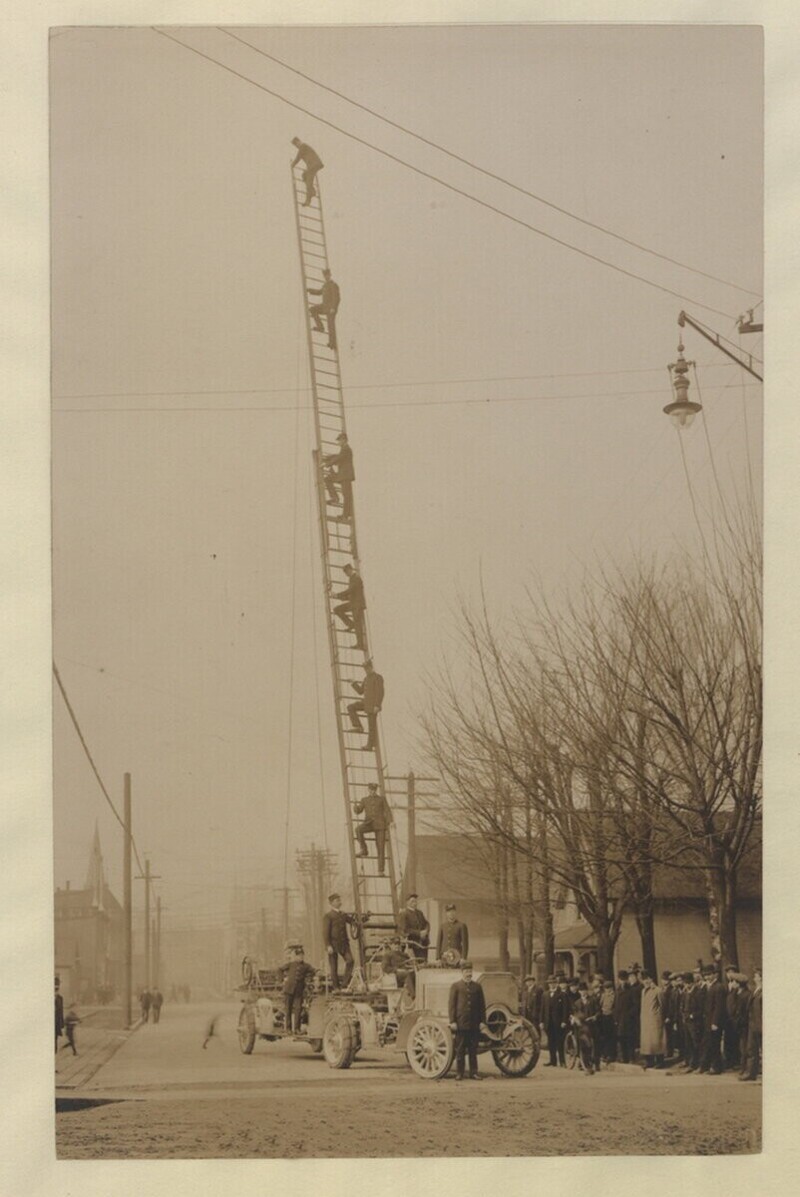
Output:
top-left (523, 962), bottom-right (762, 1080)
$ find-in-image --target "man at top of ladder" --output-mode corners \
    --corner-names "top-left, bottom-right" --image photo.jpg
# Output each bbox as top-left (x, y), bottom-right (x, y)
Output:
top-left (291, 137), bottom-right (324, 206)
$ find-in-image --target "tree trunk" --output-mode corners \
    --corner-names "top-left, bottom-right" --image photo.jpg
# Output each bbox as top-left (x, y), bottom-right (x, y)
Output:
top-left (593, 921), bottom-right (615, 979)
top-left (707, 868), bottom-right (739, 969)
top-left (634, 899), bottom-right (658, 977)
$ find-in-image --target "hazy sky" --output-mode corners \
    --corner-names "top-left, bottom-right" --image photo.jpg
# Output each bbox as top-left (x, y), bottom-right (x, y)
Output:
top-left (50, 24), bottom-right (762, 931)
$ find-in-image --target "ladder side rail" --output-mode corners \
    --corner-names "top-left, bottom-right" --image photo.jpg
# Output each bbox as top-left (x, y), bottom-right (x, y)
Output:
top-left (312, 450), bottom-right (367, 972)
top-left (291, 166), bottom-right (326, 459)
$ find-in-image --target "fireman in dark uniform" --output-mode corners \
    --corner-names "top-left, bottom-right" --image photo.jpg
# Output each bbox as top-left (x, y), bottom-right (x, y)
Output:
top-left (282, 947), bottom-right (316, 1033)
top-left (323, 432), bottom-right (355, 521)
top-left (354, 782), bottom-right (393, 875)
top-left (448, 961), bottom-right (488, 1080)
top-left (436, 903), bottom-right (469, 961)
top-left (397, 894), bottom-right (430, 962)
top-left (322, 893), bottom-right (355, 990)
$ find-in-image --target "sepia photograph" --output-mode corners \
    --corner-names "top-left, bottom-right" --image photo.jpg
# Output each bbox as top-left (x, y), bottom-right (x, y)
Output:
top-left (47, 21), bottom-right (763, 1160)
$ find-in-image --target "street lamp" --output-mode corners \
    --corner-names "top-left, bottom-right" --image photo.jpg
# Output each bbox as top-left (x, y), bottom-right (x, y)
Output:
top-left (663, 338), bottom-right (702, 429)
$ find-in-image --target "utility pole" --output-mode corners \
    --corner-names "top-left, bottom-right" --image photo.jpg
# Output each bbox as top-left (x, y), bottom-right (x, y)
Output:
top-left (260, 907), bottom-right (268, 960)
top-left (406, 771), bottom-right (417, 898)
top-left (136, 857), bottom-right (161, 990)
top-left (123, 773), bottom-right (132, 1028)
top-left (155, 896), bottom-right (162, 988)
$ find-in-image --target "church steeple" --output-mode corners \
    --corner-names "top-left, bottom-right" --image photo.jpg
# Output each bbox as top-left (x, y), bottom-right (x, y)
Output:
top-left (84, 821), bottom-right (106, 910)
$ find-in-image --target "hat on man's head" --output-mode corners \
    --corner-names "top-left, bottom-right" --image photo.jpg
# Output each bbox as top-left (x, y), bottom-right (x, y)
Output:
top-left (578, 981), bottom-right (588, 991)
top-left (407, 893), bottom-right (418, 900)
top-left (328, 892), bottom-right (341, 903)
top-left (367, 783), bottom-right (379, 791)
top-left (702, 964), bottom-right (717, 976)
top-left (603, 980), bottom-right (614, 988)
top-left (683, 972), bottom-right (694, 983)
top-left (524, 975), bottom-right (537, 983)
top-left (460, 960), bottom-right (473, 969)
top-left (546, 974), bottom-right (556, 983)
top-left (617, 969), bottom-right (629, 980)
top-left (661, 970), bottom-right (672, 980)
top-left (445, 903), bottom-right (456, 911)
top-left (336, 433), bottom-right (348, 441)
top-left (568, 976), bottom-right (579, 986)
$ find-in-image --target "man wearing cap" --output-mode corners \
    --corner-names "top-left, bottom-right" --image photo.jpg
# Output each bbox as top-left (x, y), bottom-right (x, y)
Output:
top-left (682, 970), bottom-right (705, 1071)
top-left (659, 971), bottom-right (676, 1059)
top-left (598, 979), bottom-right (617, 1062)
top-left (354, 782), bottom-right (393, 875)
top-left (323, 432), bottom-right (355, 521)
top-left (322, 893), bottom-right (355, 990)
top-left (382, 936), bottom-right (412, 987)
top-left (569, 981), bottom-right (597, 1075)
top-left (740, 967), bottom-right (762, 1081)
top-left (332, 562), bottom-right (367, 650)
top-left (549, 974), bottom-right (571, 1067)
top-left (282, 947), bottom-right (316, 1034)
top-left (291, 136), bottom-right (324, 206)
top-left (724, 971), bottom-right (743, 1071)
top-left (699, 965), bottom-right (726, 1074)
top-left (613, 970), bottom-right (636, 1063)
top-left (523, 974), bottom-right (544, 1029)
top-left (540, 975), bottom-right (559, 1066)
top-left (436, 903), bottom-right (469, 961)
top-left (348, 659), bottom-right (384, 750)
top-left (308, 267), bottom-right (341, 349)
top-left (448, 961), bottom-right (488, 1080)
top-left (398, 894), bottom-right (430, 962)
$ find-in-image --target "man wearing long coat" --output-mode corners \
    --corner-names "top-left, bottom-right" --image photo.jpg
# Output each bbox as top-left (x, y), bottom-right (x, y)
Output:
top-left (448, 962), bottom-right (487, 1080)
top-left (639, 973), bottom-right (666, 1065)
top-left (613, 970), bottom-right (637, 1063)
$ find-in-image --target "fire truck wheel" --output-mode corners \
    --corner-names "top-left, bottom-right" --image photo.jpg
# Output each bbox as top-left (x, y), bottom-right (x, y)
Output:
top-left (238, 1006), bottom-right (256, 1055)
top-left (407, 1017), bottom-right (454, 1080)
top-left (491, 1017), bottom-right (540, 1077)
top-left (323, 1016), bottom-right (357, 1069)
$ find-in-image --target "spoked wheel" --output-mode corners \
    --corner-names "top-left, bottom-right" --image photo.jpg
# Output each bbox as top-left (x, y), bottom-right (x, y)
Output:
top-left (238, 1006), bottom-right (256, 1055)
top-left (407, 1017), bottom-right (454, 1080)
top-left (564, 1030), bottom-right (579, 1070)
top-left (323, 1015), bottom-right (358, 1069)
top-left (491, 1017), bottom-right (540, 1077)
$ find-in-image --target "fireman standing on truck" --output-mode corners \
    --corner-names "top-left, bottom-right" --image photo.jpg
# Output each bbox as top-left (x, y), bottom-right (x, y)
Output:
top-left (282, 947), bottom-right (316, 1034)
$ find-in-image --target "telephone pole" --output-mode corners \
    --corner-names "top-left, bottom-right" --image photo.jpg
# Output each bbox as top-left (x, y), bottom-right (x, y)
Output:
top-left (123, 773), bottom-right (132, 1027)
top-left (136, 857), bottom-right (161, 989)
top-left (154, 895), bottom-right (162, 988)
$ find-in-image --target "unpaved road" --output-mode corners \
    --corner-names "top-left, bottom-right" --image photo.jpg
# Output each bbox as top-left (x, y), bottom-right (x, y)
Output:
top-left (56, 1001), bottom-right (761, 1158)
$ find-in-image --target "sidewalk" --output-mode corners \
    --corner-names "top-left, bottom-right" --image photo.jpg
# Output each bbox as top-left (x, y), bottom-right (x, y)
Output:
top-left (56, 1012), bottom-right (142, 1090)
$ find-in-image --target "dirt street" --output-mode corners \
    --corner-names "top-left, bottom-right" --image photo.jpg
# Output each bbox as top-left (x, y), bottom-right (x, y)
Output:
top-left (56, 1001), bottom-right (761, 1158)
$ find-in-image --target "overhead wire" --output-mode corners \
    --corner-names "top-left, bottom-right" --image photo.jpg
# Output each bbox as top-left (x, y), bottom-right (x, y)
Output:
top-left (52, 359), bottom-right (748, 402)
top-left (53, 662), bottom-right (145, 874)
top-left (219, 25), bottom-right (760, 300)
top-left (52, 382), bottom-right (761, 415)
top-left (151, 26), bottom-right (737, 322)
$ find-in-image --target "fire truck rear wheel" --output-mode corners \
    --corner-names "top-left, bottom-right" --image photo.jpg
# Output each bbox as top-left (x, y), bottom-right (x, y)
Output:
top-left (323, 1016), bottom-right (357, 1069)
top-left (238, 1006), bottom-right (256, 1055)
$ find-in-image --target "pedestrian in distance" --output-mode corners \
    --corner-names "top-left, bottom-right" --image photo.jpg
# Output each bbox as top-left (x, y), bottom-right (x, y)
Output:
top-left (291, 137), bottom-right (324, 206)
top-left (151, 987), bottom-right (164, 1024)
top-left (62, 1005), bottom-right (81, 1056)
top-left (308, 267), bottom-right (341, 350)
top-left (397, 893), bottom-right (430, 962)
top-left (281, 947), bottom-right (316, 1034)
top-left (448, 961), bottom-right (488, 1080)
top-left (323, 432), bottom-right (355, 521)
top-left (550, 973), bottom-right (571, 1067)
top-left (354, 782), bottom-right (393, 875)
top-left (322, 893), bottom-right (356, 990)
top-left (436, 903), bottom-right (469, 962)
top-left (348, 658), bottom-right (384, 750)
top-left (331, 563), bottom-right (366, 650)
top-left (140, 988), bottom-right (152, 1023)
top-left (55, 976), bottom-right (65, 1055)
top-left (598, 979), bottom-right (617, 1062)
top-left (522, 974), bottom-right (544, 1029)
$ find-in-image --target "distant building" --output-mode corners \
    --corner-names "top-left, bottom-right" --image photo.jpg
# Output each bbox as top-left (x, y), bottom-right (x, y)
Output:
top-left (412, 832), bottom-right (761, 978)
top-left (54, 824), bottom-right (123, 1003)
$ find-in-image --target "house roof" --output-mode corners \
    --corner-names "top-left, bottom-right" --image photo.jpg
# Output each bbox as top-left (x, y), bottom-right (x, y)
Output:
top-left (413, 828), bottom-right (761, 905)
